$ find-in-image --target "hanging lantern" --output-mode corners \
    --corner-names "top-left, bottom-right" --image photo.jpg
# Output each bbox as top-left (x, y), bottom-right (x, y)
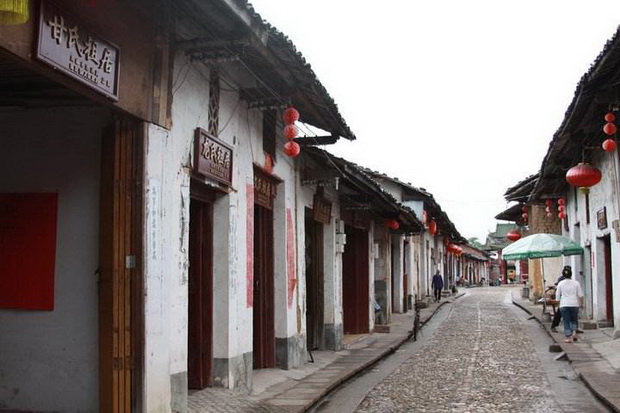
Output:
top-left (558, 198), bottom-right (565, 205)
top-left (605, 112), bottom-right (615, 122)
top-left (545, 199), bottom-right (553, 207)
top-left (602, 138), bottom-right (617, 152)
top-left (282, 107), bottom-right (300, 125)
top-left (545, 206), bottom-right (551, 213)
top-left (546, 212), bottom-right (553, 218)
top-left (558, 205), bottom-right (565, 212)
top-left (385, 219), bottom-right (399, 230)
top-left (521, 212), bottom-right (528, 221)
top-left (283, 140), bottom-right (300, 157)
top-left (506, 230), bottom-right (522, 241)
top-left (428, 219), bottom-right (437, 235)
top-left (0, 0), bottom-right (29, 24)
top-left (283, 124), bottom-right (298, 139)
top-left (558, 211), bottom-right (566, 220)
top-left (422, 210), bottom-right (428, 225)
top-left (566, 162), bottom-right (602, 193)
top-left (521, 205), bottom-right (528, 213)
top-left (604, 122), bottom-right (617, 135)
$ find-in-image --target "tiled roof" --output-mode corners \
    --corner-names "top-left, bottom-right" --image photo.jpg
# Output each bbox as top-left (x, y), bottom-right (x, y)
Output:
top-left (531, 27), bottom-right (620, 199)
top-left (229, 0), bottom-right (356, 141)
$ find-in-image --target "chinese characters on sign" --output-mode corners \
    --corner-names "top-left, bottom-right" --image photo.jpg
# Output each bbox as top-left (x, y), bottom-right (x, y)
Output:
top-left (36, 1), bottom-right (120, 99)
top-left (194, 128), bottom-right (233, 187)
top-left (597, 207), bottom-right (607, 230)
top-left (313, 195), bottom-right (332, 224)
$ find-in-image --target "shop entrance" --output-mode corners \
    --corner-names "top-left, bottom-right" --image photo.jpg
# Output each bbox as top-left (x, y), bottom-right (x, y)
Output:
top-left (188, 184), bottom-right (215, 388)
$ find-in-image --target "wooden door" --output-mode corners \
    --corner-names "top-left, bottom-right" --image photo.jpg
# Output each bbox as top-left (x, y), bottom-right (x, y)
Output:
top-left (403, 241), bottom-right (408, 312)
top-left (253, 204), bottom-right (275, 368)
top-left (603, 236), bottom-right (614, 322)
top-left (305, 211), bottom-right (324, 350)
top-left (99, 118), bottom-right (144, 412)
top-left (342, 225), bottom-right (369, 334)
top-left (188, 193), bottom-right (214, 388)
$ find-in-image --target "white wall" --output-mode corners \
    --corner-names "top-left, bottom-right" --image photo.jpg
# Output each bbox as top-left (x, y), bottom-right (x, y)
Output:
top-left (0, 107), bottom-right (109, 411)
top-left (565, 151), bottom-right (620, 329)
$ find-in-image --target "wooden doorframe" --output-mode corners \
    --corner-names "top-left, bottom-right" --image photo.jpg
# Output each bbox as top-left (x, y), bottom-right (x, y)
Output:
top-left (188, 182), bottom-right (215, 388)
top-left (603, 235), bottom-right (613, 322)
top-left (342, 225), bottom-right (369, 334)
top-left (253, 203), bottom-right (275, 368)
top-left (304, 210), bottom-right (324, 350)
top-left (99, 117), bottom-right (145, 412)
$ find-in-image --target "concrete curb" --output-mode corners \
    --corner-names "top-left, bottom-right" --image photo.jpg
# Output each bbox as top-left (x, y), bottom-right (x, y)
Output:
top-left (302, 292), bottom-right (466, 412)
top-left (511, 296), bottom-right (620, 413)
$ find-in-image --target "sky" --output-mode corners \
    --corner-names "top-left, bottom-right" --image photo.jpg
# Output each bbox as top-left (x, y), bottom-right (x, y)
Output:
top-left (249, 1), bottom-right (620, 242)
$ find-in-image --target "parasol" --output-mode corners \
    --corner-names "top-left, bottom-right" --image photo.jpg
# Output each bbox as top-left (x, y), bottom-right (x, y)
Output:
top-left (502, 233), bottom-right (584, 260)
top-left (502, 233), bottom-right (583, 314)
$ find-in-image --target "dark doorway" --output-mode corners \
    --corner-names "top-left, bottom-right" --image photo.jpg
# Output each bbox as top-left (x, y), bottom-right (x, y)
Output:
top-left (603, 235), bottom-right (614, 323)
top-left (253, 204), bottom-right (275, 368)
top-left (403, 240), bottom-right (408, 312)
top-left (305, 210), bottom-right (324, 350)
top-left (188, 188), bottom-right (214, 389)
top-left (342, 225), bottom-right (369, 334)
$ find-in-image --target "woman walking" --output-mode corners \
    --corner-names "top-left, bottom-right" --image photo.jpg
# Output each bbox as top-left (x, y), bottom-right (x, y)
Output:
top-left (555, 267), bottom-right (584, 343)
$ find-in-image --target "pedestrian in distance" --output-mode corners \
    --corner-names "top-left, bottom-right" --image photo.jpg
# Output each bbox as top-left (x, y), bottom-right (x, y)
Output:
top-left (550, 265), bottom-right (570, 332)
top-left (556, 266), bottom-right (584, 343)
top-left (431, 270), bottom-right (443, 302)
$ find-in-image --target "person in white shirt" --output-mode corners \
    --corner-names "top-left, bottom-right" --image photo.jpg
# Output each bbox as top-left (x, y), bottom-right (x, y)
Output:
top-left (555, 268), bottom-right (584, 343)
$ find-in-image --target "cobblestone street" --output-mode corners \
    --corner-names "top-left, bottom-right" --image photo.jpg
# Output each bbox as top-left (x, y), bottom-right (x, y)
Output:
top-left (355, 288), bottom-right (608, 413)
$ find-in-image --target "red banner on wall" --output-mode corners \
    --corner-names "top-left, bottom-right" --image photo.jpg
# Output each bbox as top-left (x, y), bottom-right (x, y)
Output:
top-left (0, 193), bottom-right (58, 310)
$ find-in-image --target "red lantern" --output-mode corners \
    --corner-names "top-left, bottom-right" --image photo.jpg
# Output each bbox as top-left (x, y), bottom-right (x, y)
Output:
top-left (558, 205), bottom-right (565, 212)
top-left (545, 199), bottom-right (553, 207)
top-left (604, 122), bottom-right (617, 135)
top-left (545, 206), bottom-right (551, 213)
top-left (522, 212), bottom-right (528, 220)
top-left (283, 124), bottom-right (298, 139)
top-left (566, 162), bottom-right (602, 193)
top-left (282, 107), bottom-right (300, 125)
top-left (521, 205), bottom-right (528, 213)
top-left (283, 140), bottom-right (300, 157)
top-left (428, 219), bottom-right (437, 235)
top-left (605, 112), bottom-right (615, 122)
top-left (506, 230), bottom-right (521, 241)
top-left (558, 211), bottom-right (566, 219)
top-left (385, 219), bottom-right (399, 230)
top-left (558, 198), bottom-right (565, 205)
top-left (603, 138), bottom-right (617, 152)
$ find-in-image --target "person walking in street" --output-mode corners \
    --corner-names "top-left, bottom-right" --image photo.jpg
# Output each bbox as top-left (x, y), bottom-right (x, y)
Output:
top-left (431, 270), bottom-right (443, 302)
top-left (556, 267), bottom-right (584, 343)
top-left (550, 265), bottom-right (570, 332)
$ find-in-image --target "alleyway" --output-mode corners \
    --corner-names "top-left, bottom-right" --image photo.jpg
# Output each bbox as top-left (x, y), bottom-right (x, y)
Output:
top-left (355, 288), bottom-right (609, 413)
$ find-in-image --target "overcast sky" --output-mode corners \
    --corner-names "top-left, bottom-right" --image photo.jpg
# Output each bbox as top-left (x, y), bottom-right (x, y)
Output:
top-left (250, 1), bottom-right (620, 242)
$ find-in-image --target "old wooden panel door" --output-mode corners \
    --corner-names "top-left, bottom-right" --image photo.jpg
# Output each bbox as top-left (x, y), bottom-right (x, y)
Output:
top-left (253, 204), bottom-right (275, 368)
top-left (342, 225), bottom-right (369, 334)
top-left (99, 118), bottom-right (144, 412)
top-left (188, 192), bottom-right (214, 388)
top-left (603, 236), bottom-right (614, 322)
top-left (305, 212), bottom-right (324, 350)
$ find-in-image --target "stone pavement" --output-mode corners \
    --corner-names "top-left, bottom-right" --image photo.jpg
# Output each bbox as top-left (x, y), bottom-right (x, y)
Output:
top-left (188, 292), bottom-right (464, 412)
top-left (511, 288), bottom-right (620, 413)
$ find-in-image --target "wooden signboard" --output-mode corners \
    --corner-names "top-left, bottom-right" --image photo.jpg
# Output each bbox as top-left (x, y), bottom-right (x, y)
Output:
top-left (194, 128), bottom-right (233, 187)
top-left (36, 0), bottom-right (120, 100)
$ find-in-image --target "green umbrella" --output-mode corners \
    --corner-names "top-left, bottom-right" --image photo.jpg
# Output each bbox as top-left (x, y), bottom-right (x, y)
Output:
top-left (502, 233), bottom-right (583, 315)
top-left (502, 233), bottom-right (584, 260)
